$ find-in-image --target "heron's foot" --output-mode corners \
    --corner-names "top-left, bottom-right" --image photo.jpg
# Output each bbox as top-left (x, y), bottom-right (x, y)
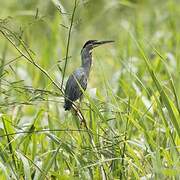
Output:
top-left (71, 104), bottom-right (87, 127)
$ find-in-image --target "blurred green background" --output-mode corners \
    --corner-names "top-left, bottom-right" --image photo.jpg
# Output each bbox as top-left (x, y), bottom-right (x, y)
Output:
top-left (0, 0), bottom-right (179, 179)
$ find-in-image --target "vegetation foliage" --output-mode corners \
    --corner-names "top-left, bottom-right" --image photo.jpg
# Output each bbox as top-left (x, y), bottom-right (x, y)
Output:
top-left (0, 0), bottom-right (179, 179)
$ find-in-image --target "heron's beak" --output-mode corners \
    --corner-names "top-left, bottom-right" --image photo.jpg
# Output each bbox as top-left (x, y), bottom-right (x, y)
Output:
top-left (93, 40), bottom-right (114, 48)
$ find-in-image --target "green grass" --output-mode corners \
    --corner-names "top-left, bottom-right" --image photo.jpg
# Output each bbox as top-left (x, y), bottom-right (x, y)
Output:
top-left (0, 0), bottom-right (180, 179)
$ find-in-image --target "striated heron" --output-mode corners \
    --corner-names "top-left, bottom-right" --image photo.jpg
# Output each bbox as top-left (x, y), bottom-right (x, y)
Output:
top-left (64, 40), bottom-right (114, 111)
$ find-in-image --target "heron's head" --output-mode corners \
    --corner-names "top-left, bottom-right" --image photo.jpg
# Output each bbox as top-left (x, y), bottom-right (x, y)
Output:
top-left (82, 40), bottom-right (114, 53)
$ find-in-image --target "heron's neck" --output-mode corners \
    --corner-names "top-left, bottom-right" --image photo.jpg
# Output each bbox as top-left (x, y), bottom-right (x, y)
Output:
top-left (81, 48), bottom-right (92, 76)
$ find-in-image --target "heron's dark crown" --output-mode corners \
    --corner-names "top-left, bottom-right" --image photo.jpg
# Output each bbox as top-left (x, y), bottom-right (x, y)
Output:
top-left (82, 40), bottom-right (98, 49)
top-left (82, 40), bottom-right (114, 50)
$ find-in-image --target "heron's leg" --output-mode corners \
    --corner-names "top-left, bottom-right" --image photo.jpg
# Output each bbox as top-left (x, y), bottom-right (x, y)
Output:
top-left (72, 95), bottom-right (83, 116)
top-left (71, 97), bottom-right (82, 116)
top-left (77, 96), bottom-right (88, 127)
top-left (71, 104), bottom-right (78, 114)
top-left (78, 95), bottom-right (84, 109)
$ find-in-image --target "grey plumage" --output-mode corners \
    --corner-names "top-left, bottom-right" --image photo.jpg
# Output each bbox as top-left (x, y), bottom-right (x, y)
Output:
top-left (64, 40), bottom-right (114, 111)
top-left (64, 67), bottom-right (87, 110)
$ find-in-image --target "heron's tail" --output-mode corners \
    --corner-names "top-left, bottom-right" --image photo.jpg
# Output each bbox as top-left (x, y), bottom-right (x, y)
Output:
top-left (64, 98), bottom-right (72, 111)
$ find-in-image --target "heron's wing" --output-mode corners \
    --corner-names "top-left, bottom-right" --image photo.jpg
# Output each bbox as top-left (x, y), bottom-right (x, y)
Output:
top-left (65, 69), bottom-right (87, 102)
